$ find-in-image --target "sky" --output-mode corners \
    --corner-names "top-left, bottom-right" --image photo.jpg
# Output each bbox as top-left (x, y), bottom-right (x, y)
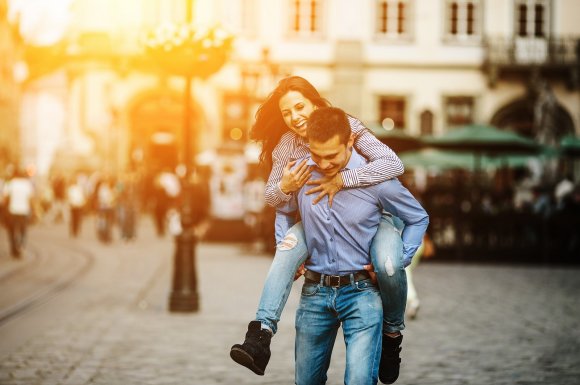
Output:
top-left (8, 0), bottom-right (74, 46)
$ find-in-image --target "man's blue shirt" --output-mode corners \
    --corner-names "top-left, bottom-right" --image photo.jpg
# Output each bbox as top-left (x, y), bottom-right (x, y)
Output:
top-left (277, 149), bottom-right (429, 273)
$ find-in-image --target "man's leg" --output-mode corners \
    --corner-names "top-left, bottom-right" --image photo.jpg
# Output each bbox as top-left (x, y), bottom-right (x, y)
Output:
top-left (370, 214), bottom-right (407, 384)
top-left (339, 279), bottom-right (383, 385)
top-left (295, 283), bottom-right (338, 385)
top-left (231, 222), bottom-right (309, 375)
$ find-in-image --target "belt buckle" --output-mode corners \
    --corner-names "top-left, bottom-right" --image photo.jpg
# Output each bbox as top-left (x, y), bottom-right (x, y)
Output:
top-left (325, 275), bottom-right (341, 288)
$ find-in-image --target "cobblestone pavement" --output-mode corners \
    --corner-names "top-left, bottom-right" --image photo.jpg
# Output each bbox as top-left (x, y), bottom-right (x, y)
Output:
top-left (0, 220), bottom-right (579, 384)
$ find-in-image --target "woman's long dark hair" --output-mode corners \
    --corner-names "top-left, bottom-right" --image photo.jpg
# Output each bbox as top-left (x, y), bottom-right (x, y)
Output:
top-left (250, 76), bottom-right (330, 172)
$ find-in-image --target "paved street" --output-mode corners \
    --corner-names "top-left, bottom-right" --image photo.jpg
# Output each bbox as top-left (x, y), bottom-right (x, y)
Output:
top-left (0, 218), bottom-right (579, 384)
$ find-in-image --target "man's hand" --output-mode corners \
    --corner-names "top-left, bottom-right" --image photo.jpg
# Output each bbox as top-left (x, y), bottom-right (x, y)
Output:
top-left (363, 264), bottom-right (377, 285)
top-left (280, 160), bottom-right (312, 194)
top-left (305, 173), bottom-right (344, 206)
top-left (294, 263), bottom-right (306, 281)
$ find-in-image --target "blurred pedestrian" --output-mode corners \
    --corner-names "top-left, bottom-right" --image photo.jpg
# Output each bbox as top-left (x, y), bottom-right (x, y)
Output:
top-left (3, 168), bottom-right (35, 258)
top-left (67, 174), bottom-right (87, 238)
top-left (554, 174), bottom-right (574, 210)
top-left (405, 233), bottom-right (435, 320)
top-left (95, 177), bottom-right (116, 243)
top-left (116, 173), bottom-right (138, 241)
top-left (242, 166), bottom-right (266, 251)
top-left (152, 169), bottom-right (180, 237)
top-left (50, 174), bottom-right (67, 223)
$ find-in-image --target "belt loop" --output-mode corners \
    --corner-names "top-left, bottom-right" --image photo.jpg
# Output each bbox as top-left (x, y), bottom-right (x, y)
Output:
top-left (349, 273), bottom-right (355, 286)
top-left (319, 273), bottom-right (325, 286)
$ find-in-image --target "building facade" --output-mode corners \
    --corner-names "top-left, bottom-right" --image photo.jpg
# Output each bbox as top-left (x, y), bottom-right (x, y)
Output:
top-left (9, 0), bottom-right (580, 176)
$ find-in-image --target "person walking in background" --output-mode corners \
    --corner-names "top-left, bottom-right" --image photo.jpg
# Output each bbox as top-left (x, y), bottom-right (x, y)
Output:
top-left (405, 233), bottom-right (435, 319)
top-left (116, 173), bottom-right (139, 242)
top-left (242, 165), bottom-right (267, 252)
top-left (152, 169), bottom-right (181, 237)
top-left (95, 177), bottom-right (116, 243)
top-left (50, 174), bottom-right (67, 223)
top-left (67, 174), bottom-right (87, 238)
top-left (3, 168), bottom-right (35, 258)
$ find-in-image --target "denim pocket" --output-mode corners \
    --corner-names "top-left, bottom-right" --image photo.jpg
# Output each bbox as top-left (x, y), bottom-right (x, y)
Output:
top-left (354, 279), bottom-right (379, 292)
top-left (301, 283), bottom-right (320, 296)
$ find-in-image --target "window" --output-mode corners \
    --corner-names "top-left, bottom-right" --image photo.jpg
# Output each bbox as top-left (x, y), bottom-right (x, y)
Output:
top-left (445, 96), bottom-right (474, 127)
top-left (379, 96), bottom-right (407, 130)
top-left (142, 0), bottom-right (185, 26)
top-left (289, 0), bottom-right (322, 36)
top-left (514, 0), bottom-right (549, 38)
top-left (420, 110), bottom-right (434, 136)
top-left (219, 0), bottom-right (257, 36)
top-left (376, 0), bottom-right (410, 38)
top-left (444, 0), bottom-right (482, 42)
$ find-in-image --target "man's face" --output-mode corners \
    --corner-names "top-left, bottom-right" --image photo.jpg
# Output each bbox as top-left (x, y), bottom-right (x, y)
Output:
top-left (309, 134), bottom-right (354, 178)
top-left (278, 90), bottom-right (317, 138)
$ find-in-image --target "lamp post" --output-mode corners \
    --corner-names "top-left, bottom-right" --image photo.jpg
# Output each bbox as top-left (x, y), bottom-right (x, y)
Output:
top-left (144, 3), bottom-right (233, 312)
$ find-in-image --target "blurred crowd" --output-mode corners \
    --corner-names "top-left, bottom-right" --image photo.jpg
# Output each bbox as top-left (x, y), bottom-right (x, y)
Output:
top-left (406, 165), bottom-right (580, 262)
top-left (2, 161), bottom-right (579, 262)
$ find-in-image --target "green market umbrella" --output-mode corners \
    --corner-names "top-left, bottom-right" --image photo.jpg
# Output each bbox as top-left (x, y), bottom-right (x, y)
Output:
top-left (561, 135), bottom-right (580, 157)
top-left (422, 124), bottom-right (545, 173)
top-left (400, 149), bottom-right (477, 171)
top-left (401, 148), bottom-right (554, 172)
top-left (423, 124), bottom-right (542, 155)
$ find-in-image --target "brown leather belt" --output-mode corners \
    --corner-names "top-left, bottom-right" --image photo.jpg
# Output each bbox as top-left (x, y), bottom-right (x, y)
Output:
top-left (304, 270), bottom-right (371, 288)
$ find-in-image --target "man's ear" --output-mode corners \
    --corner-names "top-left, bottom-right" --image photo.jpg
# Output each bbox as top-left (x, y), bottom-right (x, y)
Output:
top-left (347, 133), bottom-right (355, 149)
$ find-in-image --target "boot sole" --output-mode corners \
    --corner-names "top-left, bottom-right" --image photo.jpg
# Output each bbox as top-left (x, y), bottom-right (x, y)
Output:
top-left (230, 347), bottom-right (265, 376)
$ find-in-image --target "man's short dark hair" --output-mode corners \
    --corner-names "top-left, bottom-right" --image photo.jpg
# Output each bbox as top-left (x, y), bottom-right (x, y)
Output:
top-left (307, 107), bottom-right (350, 144)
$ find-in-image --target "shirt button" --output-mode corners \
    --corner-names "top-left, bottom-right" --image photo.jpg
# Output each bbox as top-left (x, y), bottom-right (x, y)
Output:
top-left (332, 259), bottom-right (336, 262)
top-left (330, 237), bottom-right (333, 241)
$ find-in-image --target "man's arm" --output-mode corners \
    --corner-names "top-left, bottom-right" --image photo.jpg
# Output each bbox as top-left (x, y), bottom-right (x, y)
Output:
top-left (376, 179), bottom-right (429, 266)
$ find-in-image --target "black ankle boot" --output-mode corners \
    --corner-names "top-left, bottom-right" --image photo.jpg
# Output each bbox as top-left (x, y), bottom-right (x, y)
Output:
top-left (230, 321), bottom-right (272, 375)
top-left (379, 333), bottom-right (403, 384)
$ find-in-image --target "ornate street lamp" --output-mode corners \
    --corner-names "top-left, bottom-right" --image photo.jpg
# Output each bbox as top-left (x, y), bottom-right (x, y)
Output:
top-left (143, 20), bottom-right (233, 312)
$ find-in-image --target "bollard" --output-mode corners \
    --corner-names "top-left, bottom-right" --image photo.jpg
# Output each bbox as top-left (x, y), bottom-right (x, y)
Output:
top-left (169, 227), bottom-right (199, 312)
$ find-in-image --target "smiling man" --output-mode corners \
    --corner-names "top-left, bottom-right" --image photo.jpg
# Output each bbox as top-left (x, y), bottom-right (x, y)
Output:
top-left (287, 106), bottom-right (429, 385)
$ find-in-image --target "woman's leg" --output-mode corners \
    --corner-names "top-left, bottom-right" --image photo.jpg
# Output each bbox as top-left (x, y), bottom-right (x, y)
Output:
top-left (231, 222), bottom-right (309, 375)
top-left (255, 221), bottom-right (309, 334)
top-left (370, 214), bottom-right (407, 334)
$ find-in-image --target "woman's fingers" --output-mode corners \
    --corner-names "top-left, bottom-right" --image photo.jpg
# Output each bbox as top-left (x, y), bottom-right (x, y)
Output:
top-left (312, 190), bottom-right (328, 205)
top-left (284, 159), bottom-right (298, 171)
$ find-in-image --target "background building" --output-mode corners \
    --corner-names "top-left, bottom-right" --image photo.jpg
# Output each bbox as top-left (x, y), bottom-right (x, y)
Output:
top-left (6, 0), bottom-right (579, 178)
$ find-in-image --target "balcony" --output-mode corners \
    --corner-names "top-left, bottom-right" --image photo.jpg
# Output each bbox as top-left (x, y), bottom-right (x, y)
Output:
top-left (483, 36), bottom-right (580, 90)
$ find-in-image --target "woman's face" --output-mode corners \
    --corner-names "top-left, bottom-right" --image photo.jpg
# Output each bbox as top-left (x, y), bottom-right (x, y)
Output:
top-left (278, 90), bottom-right (317, 138)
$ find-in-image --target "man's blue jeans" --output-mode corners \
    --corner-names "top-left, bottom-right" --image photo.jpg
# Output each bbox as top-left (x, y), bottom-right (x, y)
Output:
top-left (295, 278), bottom-right (383, 385)
top-left (255, 213), bottom-right (407, 334)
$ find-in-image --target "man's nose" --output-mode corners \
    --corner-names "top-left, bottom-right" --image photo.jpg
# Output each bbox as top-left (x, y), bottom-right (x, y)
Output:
top-left (319, 160), bottom-right (331, 170)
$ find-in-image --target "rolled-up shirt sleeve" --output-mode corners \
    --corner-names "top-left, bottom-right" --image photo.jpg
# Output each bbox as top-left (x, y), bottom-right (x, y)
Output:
top-left (377, 179), bottom-right (429, 266)
top-left (264, 134), bottom-right (297, 208)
